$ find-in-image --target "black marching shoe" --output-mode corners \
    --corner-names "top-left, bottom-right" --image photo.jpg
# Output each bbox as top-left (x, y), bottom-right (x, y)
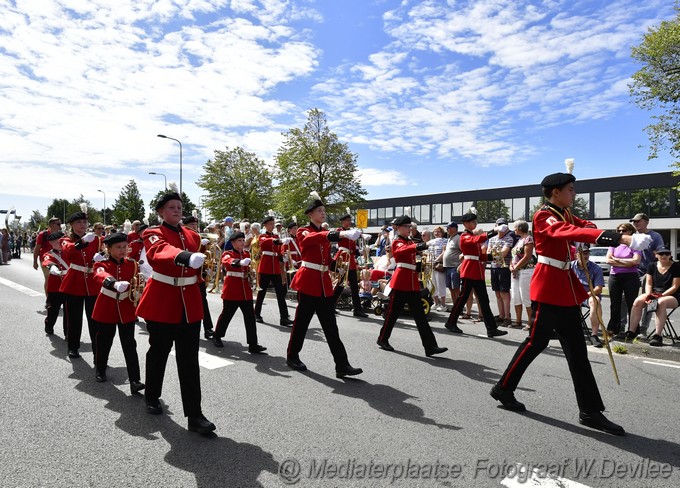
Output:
top-left (45, 326), bottom-right (54, 335)
top-left (591, 336), bottom-right (603, 348)
top-left (130, 381), bottom-right (145, 394)
top-left (353, 310), bottom-right (369, 318)
top-left (255, 315), bottom-right (264, 323)
top-left (68, 349), bottom-right (81, 359)
top-left (376, 340), bottom-right (394, 351)
top-left (336, 365), bottom-right (363, 378)
top-left (146, 399), bottom-right (163, 415)
top-left (579, 411), bottom-right (625, 436)
top-left (188, 415), bottom-right (216, 434)
top-left (204, 328), bottom-right (214, 339)
top-left (248, 344), bottom-right (267, 354)
top-left (425, 346), bottom-right (448, 357)
top-left (280, 317), bottom-right (294, 326)
top-left (445, 322), bottom-right (463, 334)
top-left (212, 337), bottom-right (224, 348)
top-left (487, 328), bottom-right (508, 338)
top-left (95, 371), bottom-right (107, 382)
top-left (286, 358), bottom-right (307, 371)
top-left (490, 385), bottom-right (526, 412)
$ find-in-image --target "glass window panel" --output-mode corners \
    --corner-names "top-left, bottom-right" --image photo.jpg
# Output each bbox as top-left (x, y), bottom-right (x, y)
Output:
top-left (432, 204), bottom-right (441, 224)
top-left (394, 206), bottom-right (403, 218)
top-left (377, 207), bottom-right (385, 220)
top-left (369, 208), bottom-right (377, 227)
top-left (610, 191), bottom-right (629, 218)
top-left (412, 205), bottom-right (421, 223)
top-left (529, 196), bottom-right (543, 217)
top-left (501, 199), bottom-right (512, 220)
top-left (649, 188), bottom-right (670, 217)
top-left (420, 204), bottom-right (430, 224)
top-left (452, 202), bottom-right (463, 217)
top-left (573, 194), bottom-right (590, 219)
top-left (512, 198), bottom-right (525, 221)
top-left (385, 207), bottom-right (393, 219)
top-left (593, 192), bottom-right (610, 219)
top-left (630, 189), bottom-right (648, 217)
top-left (462, 201), bottom-right (473, 215)
top-left (442, 203), bottom-right (452, 222)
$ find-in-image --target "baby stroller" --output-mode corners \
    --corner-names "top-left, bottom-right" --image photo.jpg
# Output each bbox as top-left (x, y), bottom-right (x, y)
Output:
top-left (372, 285), bottom-right (434, 317)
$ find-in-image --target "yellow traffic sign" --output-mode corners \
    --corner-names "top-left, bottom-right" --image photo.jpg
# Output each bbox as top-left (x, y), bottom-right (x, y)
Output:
top-left (356, 209), bottom-right (368, 228)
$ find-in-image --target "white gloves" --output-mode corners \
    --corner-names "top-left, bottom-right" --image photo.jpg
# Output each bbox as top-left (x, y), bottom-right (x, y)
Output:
top-left (188, 253), bottom-right (206, 269)
top-left (201, 238), bottom-right (209, 245)
top-left (240, 257), bottom-right (251, 267)
top-left (113, 281), bottom-right (130, 292)
top-left (361, 234), bottom-right (372, 242)
top-left (280, 237), bottom-right (292, 245)
top-left (340, 229), bottom-right (362, 241)
top-left (291, 259), bottom-right (298, 268)
top-left (49, 266), bottom-right (61, 276)
top-left (81, 232), bottom-right (96, 243)
top-left (494, 224), bottom-right (509, 233)
top-left (630, 233), bottom-right (653, 251)
top-left (93, 253), bottom-right (107, 262)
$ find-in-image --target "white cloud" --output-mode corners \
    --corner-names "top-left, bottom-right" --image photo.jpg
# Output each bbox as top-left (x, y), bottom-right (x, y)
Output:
top-left (358, 168), bottom-right (409, 186)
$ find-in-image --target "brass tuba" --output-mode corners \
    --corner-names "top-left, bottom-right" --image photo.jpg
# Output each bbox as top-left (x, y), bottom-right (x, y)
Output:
top-left (129, 260), bottom-right (146, 306)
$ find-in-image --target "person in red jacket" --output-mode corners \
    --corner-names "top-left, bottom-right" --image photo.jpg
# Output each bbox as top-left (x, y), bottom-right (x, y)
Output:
top-left (444, 213), bottom-right (507, 338)
top-left (33, 217), bottom-right (63, 302)
top-left (182, 214), bottom-right (214, 340)
top-left (491, 171), bottom-right (652, 436)
top-left (281, 220), bottom-right (301, 288)
top-left (332, 212), bottom-right (370, 317)
top-left (135, 185), bottom-right (215, 435)
top-left (42, 231), bottom-right (69, 336)
top-left (212, 232), bottom-right (266, 353)
top-left (376, 215), bottom-right (448, 356)
top-left (286, 192), bottom-right (363, 377)
top-left (60, 207), bottom-right (101, 359)
top-left (91, 232), bottom-right (144, 393)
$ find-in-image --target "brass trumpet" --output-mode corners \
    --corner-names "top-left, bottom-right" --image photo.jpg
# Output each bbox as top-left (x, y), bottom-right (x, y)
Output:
top-left (332, 252), bottom-right (351, 288)
top-left (129, 260), bottom-right (146, 306)
top-left (201, 240), bottom-right (223, 293)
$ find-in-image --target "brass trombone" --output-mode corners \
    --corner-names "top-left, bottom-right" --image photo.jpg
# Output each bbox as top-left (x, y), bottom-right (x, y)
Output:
top-left (129, 260), bottom-right (146, 306)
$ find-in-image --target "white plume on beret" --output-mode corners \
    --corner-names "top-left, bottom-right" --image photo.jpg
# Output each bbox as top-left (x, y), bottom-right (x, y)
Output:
top-left (80, 202), bottom-right (88, 213)
top-left (345, 207), bottom-right (351, 215)
top-left (123, 219), bottom-right (132, 233)
top-left (168, 181), bottom-right (179, 194)
top-left (469, 206), bottom-right (477, 214)
top-left (309, 191), bottom-right (321, 201)
top-left (143, 217), bottom-right (149, 226)
top-left (292, 215), bottom-right (297, 224)
top-left (192, 209), bottom-right (198, 218)
top-left (268, 209), bottom-right (275, 217)
top-left (565, 158), bottom-right (574, 174)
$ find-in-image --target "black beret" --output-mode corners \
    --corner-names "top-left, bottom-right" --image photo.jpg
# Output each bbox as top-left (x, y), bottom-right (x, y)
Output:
top-left (138, 224), bottom-right (148, 234)
top-left (47, 231), bottom-right (64, 241)
top-left (229, 231), bottom-right (245, 241)
top-left (287, 221), bottom-right (298, 230)
top-left (103, 232), bottom-right (127, 245)
top-left (182, 215), bottom-right (198, 225)
top-left (461, 212), bottom-right (477, 222)
top-left (261, 216), bottom-right (275, 225)
top-left (339, 213), bottom-right (351, 221)
top-left (393, 215), bottom-right (412, 226)
top-left (67, 212), bottom-right (87, 223)
top-left (541, 172), bottom-right (576, 189)
top-left (155, 191), bottom-right (182, 210)
top-left (304, 199), bottom-right (324, 215)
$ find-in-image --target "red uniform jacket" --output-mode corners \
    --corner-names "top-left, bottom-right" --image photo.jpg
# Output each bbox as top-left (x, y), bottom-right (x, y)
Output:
top-left (459, 231), bottom-right (489, 280)
top-left (290, 224), bottom-right (337, 297)
top-left (136, 223), bottom-right (203, 323)
top-left (127, 230), bottom-right (140, 244)
top-left (35, 230), bottom-right (52, 262)
top-left (389, 236), bottom-right (421, 291)
top-left (220, 250), bottom-right (252, 301)
top-left (127, 237), bottom-right (144, 262)
top-left (531, 204), bottom-right (607, 306)
top-left (281, 237), bottom-right (301, 270)
top-left (59, 236), bottom-right (100, 296)
top-left (333, 230), bottom-right (358, 270)
top-left (257, 232), bottom-right (281, 275)
top-left (42, 250), bottom-right (70, 293)
top-left (93, 258), bottom-right (138, 324)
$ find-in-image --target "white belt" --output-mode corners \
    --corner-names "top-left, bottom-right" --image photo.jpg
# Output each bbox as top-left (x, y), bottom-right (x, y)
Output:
top-left (537, 255), bottom-right (570, 270)
top-left (338, 246), bottom-right (351, 253)
top-left (59, 270), bottom-right (68, 277)
top-left (101, 288), bottom-right (130, 300)
top-left (70, 263), bottom-right (93, 273)
top-left (290, 251), bottom-right (300, 256)
top-left (301, 261), bottom-right (329, 272)
top-left (151, 272), bottom-right (198, 286)
top-left (262, 251), bottom-right (278, 257)
top-left (396, 262), bottom-right (417, 270)
top-left (463, 255), bottom-right (480, 261)
top-left (225, 271), bottom-right (247, 279)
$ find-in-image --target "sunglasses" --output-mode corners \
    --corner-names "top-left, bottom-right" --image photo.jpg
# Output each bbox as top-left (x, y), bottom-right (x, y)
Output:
top-left (658, 252), bottom-right (671, 256)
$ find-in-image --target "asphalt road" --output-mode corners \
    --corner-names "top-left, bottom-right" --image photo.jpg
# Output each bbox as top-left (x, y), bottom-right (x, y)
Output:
top-left (0, 257), bottom-right (679, 488)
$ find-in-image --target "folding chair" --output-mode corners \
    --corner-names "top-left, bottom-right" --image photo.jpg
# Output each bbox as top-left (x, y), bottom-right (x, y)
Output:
top-left (580, 303), bottom-right (593, 344)
top-left (646, 308), bottom-right (680, 344)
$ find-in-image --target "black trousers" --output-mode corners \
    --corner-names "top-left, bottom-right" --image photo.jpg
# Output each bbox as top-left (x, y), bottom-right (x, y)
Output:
top-left (94, 320), bottom-right (141, 382)
top-left (145, 320), bottom-right (202, 417)
top-left (287, 293), bottom-right (350, 368)
top-left (198, 282), bottom-right (214, 331)
top-left (606, 273), bottom-right (639, 333)
top-left (498, 302), bottom-right (605, 413)
top-left (332, 269), bottom-right (363, 311)
top-left (45, 291), bottom-right (67, 334)
top-left (64, 294), bottom-right (97, 351)
top-left (447, 278), bottom-right (498, 332)
top-left (379, 289), bottom-right (438, 351)
top-left (255, 273), bottom-right (289, 320)
top-left (214, 300), bottom-right (258, 345)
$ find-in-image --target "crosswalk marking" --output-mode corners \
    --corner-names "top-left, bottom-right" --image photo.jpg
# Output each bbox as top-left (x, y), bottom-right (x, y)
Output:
top-left (170, 349), bottom-right (235, 370)
top-left (0, 276), bottom-right (43, 297)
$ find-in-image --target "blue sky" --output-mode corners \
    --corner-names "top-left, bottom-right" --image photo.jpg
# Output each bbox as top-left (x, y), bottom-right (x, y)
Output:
top-left (0, 0), bottom-right (677, 224)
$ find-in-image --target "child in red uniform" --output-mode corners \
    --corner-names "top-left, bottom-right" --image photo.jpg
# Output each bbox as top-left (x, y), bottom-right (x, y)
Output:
top-left (42, 231), bottom-right (69, 336)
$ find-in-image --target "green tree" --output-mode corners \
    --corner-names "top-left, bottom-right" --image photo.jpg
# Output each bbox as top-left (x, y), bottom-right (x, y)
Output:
top-left (630, 7), bottom-right (680, 168)
top-left (197, 146), bottom-right (274, 222)
top-left (474, 200), bottom-right (510, 222)
top-left (111, 180), bottom-right (145, 225)
top-left (29, 210), bottom-right (46, 231)
top-left (275, 108), bottom-right (367, 222)
top-left (46, 196), bottom-right (102, 225)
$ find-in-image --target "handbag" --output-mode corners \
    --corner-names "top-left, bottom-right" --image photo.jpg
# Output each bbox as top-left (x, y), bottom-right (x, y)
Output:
top-left (434, 262), bottom-right (444, 272)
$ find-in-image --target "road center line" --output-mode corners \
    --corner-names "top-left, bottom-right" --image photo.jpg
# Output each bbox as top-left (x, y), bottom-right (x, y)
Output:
top-left (0, 276), bottom-right (43, 297)
top-left (643, 360), bottom-right (680, 369)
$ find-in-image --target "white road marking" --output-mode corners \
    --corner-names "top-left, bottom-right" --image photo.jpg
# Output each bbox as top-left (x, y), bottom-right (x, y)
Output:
top-left (170, 349), bottom-right (234, 370)
top-left (500, 464), bottom-right (592, 487)
top-left (0, 276), bottom-right (43, 297)
top-left (643, 360), bottom-right (680, 369)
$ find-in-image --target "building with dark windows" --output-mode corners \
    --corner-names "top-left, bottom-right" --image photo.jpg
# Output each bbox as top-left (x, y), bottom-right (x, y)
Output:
top-left (359, 171), bottom-right (680, 254)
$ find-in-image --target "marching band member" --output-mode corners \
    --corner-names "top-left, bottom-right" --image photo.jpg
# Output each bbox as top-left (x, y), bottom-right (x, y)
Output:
top-left (183, 214), bottom-right (214, 339)
top-left (212, 232), bottom-right (266, 353)
top-left (33, 216), bottom-right (63, 301)
top-left (126, 220), bottom-right (142, 243)
top-left (254, 215), bottom-right (293, 326)
top-left (286, 192), bottom-right (363, 377)
top-left (60, 205), bottom-right (100, 359)
top-left (282, 220), bottom-right (301, 286)
top-left (332, 210), bottom-right (370, 317)
top-left (42, 231), bottom-right (69, 336)
top-left (91, 232), bottom-right (144, 394)
top-left (135, 183), bottom-right (215, 435)
top-left (491, 168), bottom-right (651, 436)
top-left (376, 215), bottom-right (448, 356)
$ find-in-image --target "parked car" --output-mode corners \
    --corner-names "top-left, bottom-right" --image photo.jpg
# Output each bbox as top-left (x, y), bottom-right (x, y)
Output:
top-left (588, 247), bottom-right (610, 275)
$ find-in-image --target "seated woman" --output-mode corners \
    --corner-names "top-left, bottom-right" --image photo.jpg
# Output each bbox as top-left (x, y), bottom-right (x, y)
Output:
top-left (626, 247), bottom-right (680, 346)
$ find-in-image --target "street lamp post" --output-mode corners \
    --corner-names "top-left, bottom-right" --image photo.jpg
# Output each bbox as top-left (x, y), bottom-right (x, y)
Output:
top-left (157, 134), bottom-right (182, 196)
top-left (97, 189), bottom-right (106, 224)
top-left (148, 172), bottom-right (167, 190)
